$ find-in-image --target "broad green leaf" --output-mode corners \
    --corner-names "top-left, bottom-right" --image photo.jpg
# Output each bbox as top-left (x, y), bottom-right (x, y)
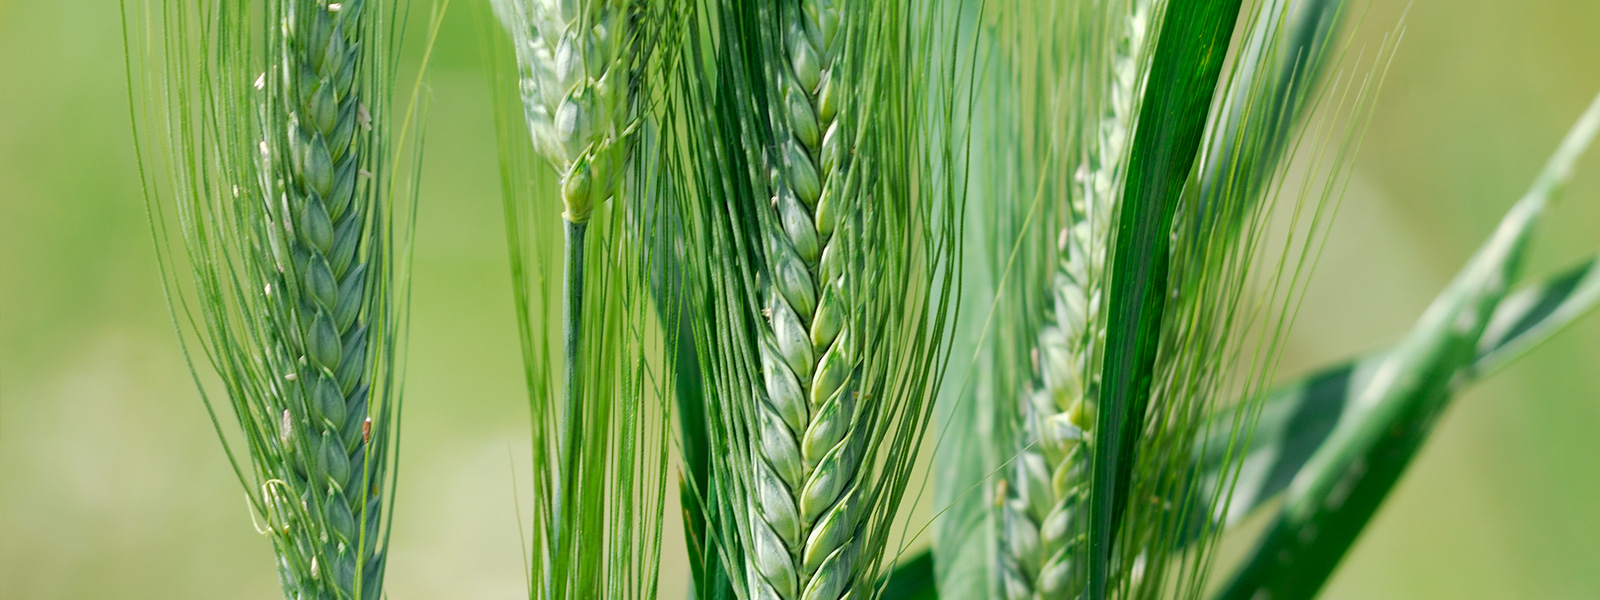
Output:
top-left (1214, 89), bottom-right (1600, 600)
top-left (1193, 251), bottom-right (1600, 532)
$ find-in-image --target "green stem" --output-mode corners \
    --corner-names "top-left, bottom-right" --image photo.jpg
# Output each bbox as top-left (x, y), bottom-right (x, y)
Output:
top-left (555, 217), bottom-right (587, 575)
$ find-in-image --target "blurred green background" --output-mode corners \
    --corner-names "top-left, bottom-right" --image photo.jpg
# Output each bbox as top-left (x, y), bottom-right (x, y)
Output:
top-left (2, 1), bottom-right (1598, 598)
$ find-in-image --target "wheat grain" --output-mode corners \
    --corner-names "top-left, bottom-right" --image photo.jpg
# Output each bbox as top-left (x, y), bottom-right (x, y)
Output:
top-left (996, 2), bottom-right (1152, 598)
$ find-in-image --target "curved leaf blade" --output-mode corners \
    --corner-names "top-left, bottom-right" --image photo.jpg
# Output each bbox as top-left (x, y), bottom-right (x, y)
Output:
top-left (1194, 251), bottom-right (1600, 532)
top-left (1091, 1), bottom-right (1246, 596)
top-left (1214, 89), bottom-right (1600, 600)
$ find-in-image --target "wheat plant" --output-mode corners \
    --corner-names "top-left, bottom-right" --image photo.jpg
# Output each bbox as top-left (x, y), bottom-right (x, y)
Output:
top-left (488, 0), bottom-right (684, 597)
top-left (922, 2), bottom-right (1600, 600)
top-left (124, 0), bottom-right (438, 598)
top-left (935, 0), bottom-right (1390, 598)
top-left (656, 1), bottom-right (969, 599)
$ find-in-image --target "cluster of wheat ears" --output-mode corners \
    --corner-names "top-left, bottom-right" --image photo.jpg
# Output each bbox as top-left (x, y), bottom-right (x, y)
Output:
top-left (125, 0), bottom-right (1600, 599)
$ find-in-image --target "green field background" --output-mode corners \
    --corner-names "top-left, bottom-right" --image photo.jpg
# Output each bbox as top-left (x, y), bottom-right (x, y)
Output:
top-left (3, 1), bottom-right (1599, 598)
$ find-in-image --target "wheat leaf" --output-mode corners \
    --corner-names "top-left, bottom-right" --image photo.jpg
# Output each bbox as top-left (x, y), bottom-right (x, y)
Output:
top-left (1186, 249), bottom-right (1600, 543)
top-left (1090, 1), bottom-right (1246, 596)
top-left (1214, 88), bottom-right (1600, 600)
top-left (879, 552), bottom-right (939, 600)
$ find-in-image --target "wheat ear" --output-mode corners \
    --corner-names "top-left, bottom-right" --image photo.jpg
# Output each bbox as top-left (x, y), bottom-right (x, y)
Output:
top-left (997, 2), bottom-right (1152, 598)
top-left (127, 0), bottom-right (414, 597)
top-left (260, 3), bottom-right (391, 598)
top-left (746, 2), bottom-right (866, 600)
top-left (495, 0), bottom-right (638, 218)
top-left (665, 1), bottom-right (963, 597)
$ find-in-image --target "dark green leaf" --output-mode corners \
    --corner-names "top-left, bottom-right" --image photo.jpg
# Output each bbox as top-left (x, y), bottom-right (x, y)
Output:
top-left (1090, 1), bottom-right (1245, 596)
top-left (878, 551), bottom-right (938, 600)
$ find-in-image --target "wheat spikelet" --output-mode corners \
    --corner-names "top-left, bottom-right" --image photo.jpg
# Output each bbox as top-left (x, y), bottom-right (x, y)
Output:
top-left (997, 1), bottom-right (1152, 598)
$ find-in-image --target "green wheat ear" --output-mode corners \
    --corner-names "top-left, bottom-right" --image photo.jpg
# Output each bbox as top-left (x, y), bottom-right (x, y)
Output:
top-left (661, 1), bottom-right (968, 599)
top-left (124, 0), bottom-right (440, 598)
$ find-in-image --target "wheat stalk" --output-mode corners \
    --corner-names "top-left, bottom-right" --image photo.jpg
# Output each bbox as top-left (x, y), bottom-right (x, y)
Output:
top-left (488, 1), bottom-right (684, 597)
top-left (492, 0), bottom-right (647, 561)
